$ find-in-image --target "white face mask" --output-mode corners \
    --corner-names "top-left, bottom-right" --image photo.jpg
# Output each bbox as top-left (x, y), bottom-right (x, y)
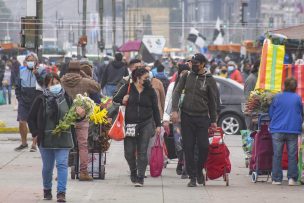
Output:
top-left (5, 66), bottom-right (9, 70)
top-left (149, 71), bottom-right (154, 81)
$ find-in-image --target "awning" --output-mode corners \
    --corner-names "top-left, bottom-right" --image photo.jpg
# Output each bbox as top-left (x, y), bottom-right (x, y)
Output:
top-left (271, 24), bottom-right (304, 40)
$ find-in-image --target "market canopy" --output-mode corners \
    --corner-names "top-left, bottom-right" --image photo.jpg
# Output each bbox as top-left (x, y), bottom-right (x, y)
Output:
top-left (118, 40), bottom-right (141, 52)
top-left (270, 24), bottom-right (304, 40)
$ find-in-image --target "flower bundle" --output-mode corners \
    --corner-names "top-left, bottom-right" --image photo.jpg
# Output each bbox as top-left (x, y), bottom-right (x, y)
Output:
top-left (52, 93), bottom-right (96, 135)
top-left (90, 105), bottom-right (108, 125)
top-left (244, 89), bottom-right (277, 114)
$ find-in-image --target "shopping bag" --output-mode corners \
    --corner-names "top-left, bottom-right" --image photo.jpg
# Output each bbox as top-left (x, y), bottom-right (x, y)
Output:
top-left (282, 64), bottom-right (304, 103)
top-left (255, 39), bottom-right (285, 92)
top-left (0, 90), bottom-right (6, 105)
top-left (150, 130), bottom-right (164, 177)
top-left (108, 106), bottom-right (125, 141)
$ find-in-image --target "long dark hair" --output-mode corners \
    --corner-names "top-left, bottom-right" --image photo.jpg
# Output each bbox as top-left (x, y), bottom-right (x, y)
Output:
top-left (45, 72), bottom-right (61, 87)
top-left (131, 67), bottom-right (149, 83)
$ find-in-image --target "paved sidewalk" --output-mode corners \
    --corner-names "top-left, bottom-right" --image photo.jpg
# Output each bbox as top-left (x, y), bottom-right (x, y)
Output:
top-left (1, 134), bottom-right (304, 203)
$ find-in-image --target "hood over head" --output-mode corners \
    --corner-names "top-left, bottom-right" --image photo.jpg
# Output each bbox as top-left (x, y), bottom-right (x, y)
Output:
top-left (61, 73), bottom-right (82, 87)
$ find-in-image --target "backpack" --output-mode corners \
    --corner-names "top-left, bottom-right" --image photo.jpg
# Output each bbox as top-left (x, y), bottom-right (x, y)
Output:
top-left (158, 77), bottom-right (170, 93)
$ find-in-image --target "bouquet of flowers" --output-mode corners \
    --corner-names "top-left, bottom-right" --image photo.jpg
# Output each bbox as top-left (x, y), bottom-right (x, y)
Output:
top-left (244, 89), bottom-right (277, 115)
top-left (90, 105), bottom-right (108, 125)
top-left (52, 93), bottom-right (96, 135)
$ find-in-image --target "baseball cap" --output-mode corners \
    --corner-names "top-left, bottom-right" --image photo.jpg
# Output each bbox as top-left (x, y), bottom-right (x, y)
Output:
top-left (191, 53), bottom-right (207, 64)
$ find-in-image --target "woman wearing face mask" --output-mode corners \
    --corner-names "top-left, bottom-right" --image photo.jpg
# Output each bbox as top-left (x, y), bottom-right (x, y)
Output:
top-left (28, 73), bottom-right (75, 202)
top-left (113, 67), bottom-right (161, 187)
top-left (227, 61), bottom-right (243, 84)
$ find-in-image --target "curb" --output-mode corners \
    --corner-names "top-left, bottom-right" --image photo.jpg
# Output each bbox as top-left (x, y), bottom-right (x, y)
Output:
top-left (0, 127), bottom-right (19, 134)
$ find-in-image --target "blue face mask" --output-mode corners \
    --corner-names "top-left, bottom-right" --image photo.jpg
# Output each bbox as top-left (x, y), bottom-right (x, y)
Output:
top-left (27, 61), bottom-right (35, 69)
top-left (227, 66), bottom-right (235, 73)
top-left (49, 84), bottom-right (62, 94)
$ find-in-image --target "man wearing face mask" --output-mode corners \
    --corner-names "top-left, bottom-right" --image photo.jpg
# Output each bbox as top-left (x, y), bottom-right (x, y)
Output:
top-left (14, 53), bottom-right (47, 151)
top-left (171, 53), bottom-right (219, 187)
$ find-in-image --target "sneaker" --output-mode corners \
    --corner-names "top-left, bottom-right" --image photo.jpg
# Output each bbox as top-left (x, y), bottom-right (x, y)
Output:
top-left (176, 163), bottom-right (183, 175)
top-left (187, 178), bottom-right (197, 187)
top-left (197, 171), bottom-right (205, 185)
top-left (272, 181), bottom-right (282, 185)
top-left (57, 192), bottom-right (66, 202)
top-left (30, 145), bottom-right (37, 152)
top-left (14, 144), bottom-right (28, 151)
top-left (43, 189), bottom-right (52, 200)
top-left (79, 172), bottom-right (93, 181)
top-left (288, 178), bottom-right (299, 186)
top-left (135, 177), bottom-right (144, 187)
top-left (130, 171), bottom-right (138, 184)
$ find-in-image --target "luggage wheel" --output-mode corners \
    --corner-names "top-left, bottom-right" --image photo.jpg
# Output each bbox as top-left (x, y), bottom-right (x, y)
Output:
top-left (225, 174), bottom-right (229, 186)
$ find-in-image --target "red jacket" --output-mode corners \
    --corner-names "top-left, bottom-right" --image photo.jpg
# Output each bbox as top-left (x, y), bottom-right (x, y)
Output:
top-left (229, 70), bottom-right (243, 84)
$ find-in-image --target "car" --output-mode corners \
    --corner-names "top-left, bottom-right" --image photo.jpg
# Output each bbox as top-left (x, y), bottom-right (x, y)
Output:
top-left (214, 76), bottom-right (246, 135)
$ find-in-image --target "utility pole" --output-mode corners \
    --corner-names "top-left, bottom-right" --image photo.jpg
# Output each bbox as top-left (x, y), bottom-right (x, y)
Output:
top-left (112, 0), bottom-right (116, 54)
top-left (99, 0), bottom-right (104, 53)
top-left (36, 0), bottom-right (43, 60)
top-left (82, 0), bottom-right (87, 57)
top-left (122, 0), bottom-right (125, 43)
top-left (181, 0), bottom-right (185, 50)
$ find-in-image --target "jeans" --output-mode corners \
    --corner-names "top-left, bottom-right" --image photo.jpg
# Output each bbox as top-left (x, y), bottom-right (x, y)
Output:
top-left (103, 84), bottom-right (117, 97)
top-left (124, 121), bottom-right (154, 178)
top-left (2, 85), bottom-right (12, 104)
top-left (272, 133), bottom-right (298, 182)
top-left (75, 120), bottom-right (89, 172)
top-left (181, 113), bottom-right (210, 178)
top-left (39, 148), bottom-right (69, 193)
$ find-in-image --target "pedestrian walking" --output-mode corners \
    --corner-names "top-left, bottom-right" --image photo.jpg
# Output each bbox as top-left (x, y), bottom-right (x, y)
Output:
top-left (28, 73), bottom-right (75, 202)
top-left (113, 67), bottom-right (161, 187)
top-left (1, 60), bottom-right (13, 104)
top-left (227, 61), bottom-right (243, 84)
top-left (163, 63), bottom-right (190, 179)
top-left (154, 64), bottom-right (170, 93)
top-left (61, 60), bottom-right (100, 181)
top-left (171, 53), bottom-right (218, 187)
top-left (14, 53), bottom-right (46, 152)
top-left (101, 53), bottom-right (128, 97)
top-left (269, 77), bottom-right (302, 186)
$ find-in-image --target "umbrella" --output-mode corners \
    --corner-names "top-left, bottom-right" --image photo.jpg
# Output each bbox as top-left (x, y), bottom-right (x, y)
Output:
top-left (118, 40), bottom-right (141, 52)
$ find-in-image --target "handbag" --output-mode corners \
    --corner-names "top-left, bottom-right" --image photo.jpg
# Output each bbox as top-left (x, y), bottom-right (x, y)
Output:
top-left (150, 129), bottom-right (164, 177)
top-left (108, 106), bottom-right (126, 141)
top-left (125, 123), bottom-right (137, 137)
top-left (108, 83), bottom-right (131, 141)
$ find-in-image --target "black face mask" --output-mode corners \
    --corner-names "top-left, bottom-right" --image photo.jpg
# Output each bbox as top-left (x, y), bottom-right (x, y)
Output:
top-left (221, 70), bottom-right (227, 74)
top-left (192, 64), bottom-right (200, 74)
top-left (143, 79), bottom-right (151, 88)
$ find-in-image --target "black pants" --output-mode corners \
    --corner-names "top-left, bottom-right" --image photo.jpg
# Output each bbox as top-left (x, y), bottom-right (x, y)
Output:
top-left (181, 112), bottom-right (210, 178)
top-left (124, 121), bottom-right (154, 178)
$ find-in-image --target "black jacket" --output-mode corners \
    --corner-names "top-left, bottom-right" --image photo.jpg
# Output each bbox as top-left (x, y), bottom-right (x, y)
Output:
top-left (28, 92), bottom-right (73, 146)
top-left (113, 83), bottom-right (161, 127)
top-left (100, 61), bottom-right (128, 89)
top-left (172, 71), bottom-right (218, 123)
